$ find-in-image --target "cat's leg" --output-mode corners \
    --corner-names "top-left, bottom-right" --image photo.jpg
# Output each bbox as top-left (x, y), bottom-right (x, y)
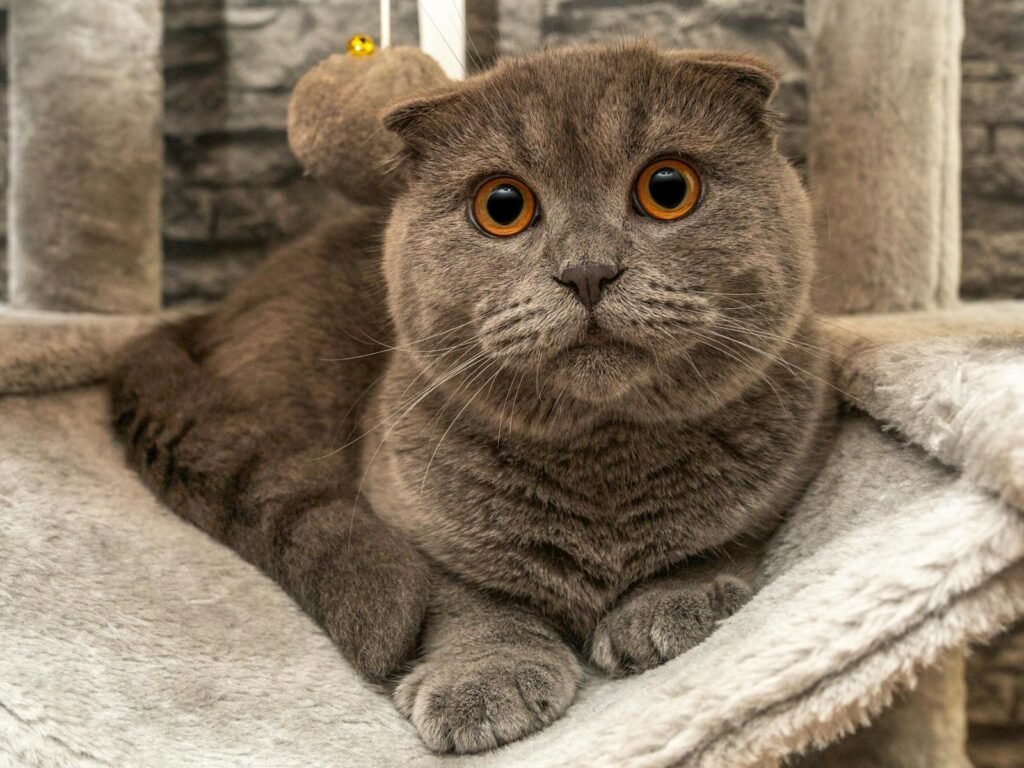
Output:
top-left (110, 318), bottom-right (430, 682)
top-left (588, 552), bottom-right (757, 677)
top-left (395, 575), bottom-right (581, 754)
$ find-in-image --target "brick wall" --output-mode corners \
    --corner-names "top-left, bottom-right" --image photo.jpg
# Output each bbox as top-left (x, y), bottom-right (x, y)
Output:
top-left (0, 1), bottom-right (1020, 306)
top-left (961, 0), bottom-right (1024, 299)
top-left (969, 623), bottom-right (1024, 768)
top-left (959, 2), bottom-right (1024, 763)
top-left (159, 0), bottom-right (419, 302)
top-left (0, 1), bottom-right (1021, 761)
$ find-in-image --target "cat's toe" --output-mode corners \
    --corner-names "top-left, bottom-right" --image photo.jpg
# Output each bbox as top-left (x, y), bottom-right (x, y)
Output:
top-left (395, 654), bottom-right (579, 754)
top-left (589, 611), bottom-right (661, 676)
top-left (647, 589), bottom-right (717, 661)
top-left (590, 575), bottom-right (752, 676)
top-left (710, 573), bottom-right (753, 618)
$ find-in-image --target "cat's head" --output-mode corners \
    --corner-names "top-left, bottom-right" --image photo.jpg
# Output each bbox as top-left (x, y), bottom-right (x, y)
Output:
top-left (381, 43), bottom-right (813, 420)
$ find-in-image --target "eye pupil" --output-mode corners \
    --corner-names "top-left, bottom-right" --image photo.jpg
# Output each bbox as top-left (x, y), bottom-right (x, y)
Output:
top-left (648, 167), bottom-right (688, 209)
top-left (486, 185), bottom-right (525, 226)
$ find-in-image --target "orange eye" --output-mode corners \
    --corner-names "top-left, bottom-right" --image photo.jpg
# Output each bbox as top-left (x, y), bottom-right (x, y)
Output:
top-left (633, 158), bottom-right (701, 221)
top-left (472, 177), bottom-right (537, 237)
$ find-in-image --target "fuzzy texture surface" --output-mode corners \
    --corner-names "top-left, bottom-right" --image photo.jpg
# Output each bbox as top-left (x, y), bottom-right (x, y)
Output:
top-left (808, 0), bottom-right (962, 314)
top-left (8, 0), bottom-right (163, 313)
top-left (0, 308), bottom-right (173, 395)
top-left (822, 302), bottom-right (1024, 509)
top-left (1, 303), bottom-right (1022, 767)
top-left (287, 47), bottom-right (450, 206)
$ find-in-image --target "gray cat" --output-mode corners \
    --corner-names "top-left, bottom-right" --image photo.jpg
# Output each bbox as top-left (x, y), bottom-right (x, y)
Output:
top-left (111, 43), bottom-right (833, 753)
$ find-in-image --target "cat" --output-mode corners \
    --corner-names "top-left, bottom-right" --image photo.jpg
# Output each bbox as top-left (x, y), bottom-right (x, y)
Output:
top-left (110, 42), bottom-right (833, 754)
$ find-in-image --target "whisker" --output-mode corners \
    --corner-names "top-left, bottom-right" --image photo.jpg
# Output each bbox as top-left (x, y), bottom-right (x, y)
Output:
top-left (419, 360), bottom-right (502, 496)
top-left (707, 318), bottom-right (835, 362)
top-left (313, 350), bottom-right (489, 460)
top-left (698, 327), bottom-right (861, 405)
top-left (331, 367), bottom-right (390, 450)
top-left (685, 328), bottom-right (795, 419)
top-left (678, 348), bottom-right (723, 412)
top-left (346, 356), bottom-right (495, 531)
top-left (399, 341), bottom-right (475, 400)
top-left (496, 367), bottom-right (524, 448)
top-left (321, 319), bottom-right (477, 361)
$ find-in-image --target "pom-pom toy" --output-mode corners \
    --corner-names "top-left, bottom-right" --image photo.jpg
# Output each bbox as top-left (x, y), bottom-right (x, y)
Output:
top-left (287, 41), bottom-right (451, 207)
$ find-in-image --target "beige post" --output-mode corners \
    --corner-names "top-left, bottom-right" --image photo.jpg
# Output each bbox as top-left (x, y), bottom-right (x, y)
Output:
top-left (794, 654), bottom-right (971, 768)
top-left (8, 0), bottom-right (163, 313)
top-left (806, 1), bottom-right (969, 765)
top-left (808, 0), bottom-right (963, 314)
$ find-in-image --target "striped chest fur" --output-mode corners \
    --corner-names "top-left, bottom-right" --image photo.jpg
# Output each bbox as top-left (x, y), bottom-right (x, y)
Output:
top-left (364, 357), bottom-right (826, 641)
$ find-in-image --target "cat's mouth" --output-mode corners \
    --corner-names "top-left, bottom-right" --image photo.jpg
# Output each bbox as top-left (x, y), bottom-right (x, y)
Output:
top-left (562, 324), bottom-right (642, 355)
top-left (547, 331), bottom-right (650, 402)
top-left (574, 326), bottom-right (613, 346)
top-left (554, 324), bottom-right (648, 373)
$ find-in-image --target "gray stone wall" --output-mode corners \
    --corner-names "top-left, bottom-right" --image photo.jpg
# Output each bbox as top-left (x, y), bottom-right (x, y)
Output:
top-left (961, 0), bottom-right (1024, 299)
top-left (0, 0), bottom-right (1021, 762)
top-left (155, 0), bottom-right (809, 303)
top-left (968, 622), bottom-right (1024, 768)
top-left (159, 0), bottom-right (419, 302)
top-left (0, 1), bottom-right (1020, 305)
top-left (502, 1), bottom-right (808, 167)
top-left (960, 6), bottom-right (1024, 752)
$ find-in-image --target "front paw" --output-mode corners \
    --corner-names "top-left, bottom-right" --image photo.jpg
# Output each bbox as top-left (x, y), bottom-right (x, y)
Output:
top-left (589, 574), bottom-right (751, 676)
top-left (395, 646), bottom-right (580, 753)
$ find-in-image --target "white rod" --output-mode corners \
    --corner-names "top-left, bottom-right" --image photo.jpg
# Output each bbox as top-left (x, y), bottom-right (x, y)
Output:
top-left (417, 0), bottom-right (466, 80)
top-left (380, 0), bottom-right (391, 49)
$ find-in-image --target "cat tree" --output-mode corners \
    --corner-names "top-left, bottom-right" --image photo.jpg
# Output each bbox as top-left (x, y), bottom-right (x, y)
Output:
top-left (806, 0), bottom-right (968, 762)
top-left (1, 1), bottom-right (1022, 767)
top-left (8, 0), bottom-right (162, 313)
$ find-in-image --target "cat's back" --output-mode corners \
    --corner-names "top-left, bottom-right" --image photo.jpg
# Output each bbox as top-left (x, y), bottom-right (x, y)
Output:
top-left (112, 201), bottom-right (393, 469)
top-left (195, 202), bottom-right (392, 418)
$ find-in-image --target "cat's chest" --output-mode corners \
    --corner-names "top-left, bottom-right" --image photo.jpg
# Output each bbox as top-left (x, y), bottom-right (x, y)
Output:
top-left (368, 413), bottom-right (779, 634)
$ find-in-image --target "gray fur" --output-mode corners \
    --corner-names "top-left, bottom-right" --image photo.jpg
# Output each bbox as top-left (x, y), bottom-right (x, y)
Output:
top-left (110, 43), bottom-right (832, 753)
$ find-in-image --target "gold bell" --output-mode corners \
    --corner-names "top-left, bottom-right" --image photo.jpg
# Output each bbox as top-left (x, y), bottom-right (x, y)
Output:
top-left (347, 35), bottom-right (376, 57)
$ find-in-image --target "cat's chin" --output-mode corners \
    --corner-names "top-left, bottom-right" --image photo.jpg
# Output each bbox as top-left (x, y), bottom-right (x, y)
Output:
top-left (551, 343), bottom-right (651, 403)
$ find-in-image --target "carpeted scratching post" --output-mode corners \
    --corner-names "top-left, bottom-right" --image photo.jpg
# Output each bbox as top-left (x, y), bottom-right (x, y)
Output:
top-left (7, 0), bottom-right (163, 313)
top-left (796, 654), bottom-right (971, 768)
top-left (807, 1), bottom-right (970, 766)
top-left (808, 0), bottom-right (963, 314)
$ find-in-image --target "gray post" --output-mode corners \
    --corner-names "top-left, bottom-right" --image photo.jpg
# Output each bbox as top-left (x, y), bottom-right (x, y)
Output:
top-left (808, 0), bottom-right (963, 314)
top-left (8, 0), bottom-right (163, 313)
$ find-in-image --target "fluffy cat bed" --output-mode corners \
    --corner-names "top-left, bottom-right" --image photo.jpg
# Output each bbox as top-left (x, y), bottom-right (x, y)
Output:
top-left (2, 302), bottom-right (1022, 767)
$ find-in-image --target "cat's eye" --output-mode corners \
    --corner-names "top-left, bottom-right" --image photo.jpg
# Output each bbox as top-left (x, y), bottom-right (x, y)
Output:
top-left (472, 177), bottom-right (537, 237)
top-left (633, 159), bottom-right (701, 221)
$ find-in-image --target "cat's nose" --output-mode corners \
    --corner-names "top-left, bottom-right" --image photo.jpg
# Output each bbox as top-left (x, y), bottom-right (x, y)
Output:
top-left (556, 264), bottom-right (622, 310)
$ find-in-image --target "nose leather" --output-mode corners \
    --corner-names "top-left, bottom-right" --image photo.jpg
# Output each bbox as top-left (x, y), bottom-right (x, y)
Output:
top-left (557, 264), bottom-right (620, 310)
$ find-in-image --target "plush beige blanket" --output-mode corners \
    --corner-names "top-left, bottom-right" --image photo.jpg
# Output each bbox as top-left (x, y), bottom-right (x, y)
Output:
top-left (1, 303), bottom-right (1022, 767)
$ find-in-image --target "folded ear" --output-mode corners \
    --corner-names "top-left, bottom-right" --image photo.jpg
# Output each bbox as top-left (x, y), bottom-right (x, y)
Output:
top-left (667, 51), bottom-right (781, 133)
top-left (287, 47), bottom-right (451, 206)
top-left (683, 51), bottom-right (780, 102)
top-left (382, 82), bottom-right (484, 163)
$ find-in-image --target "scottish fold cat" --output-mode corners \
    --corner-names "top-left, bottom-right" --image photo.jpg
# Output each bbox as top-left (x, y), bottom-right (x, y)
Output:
top-left (112, 43), bottom-right (832, 753)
